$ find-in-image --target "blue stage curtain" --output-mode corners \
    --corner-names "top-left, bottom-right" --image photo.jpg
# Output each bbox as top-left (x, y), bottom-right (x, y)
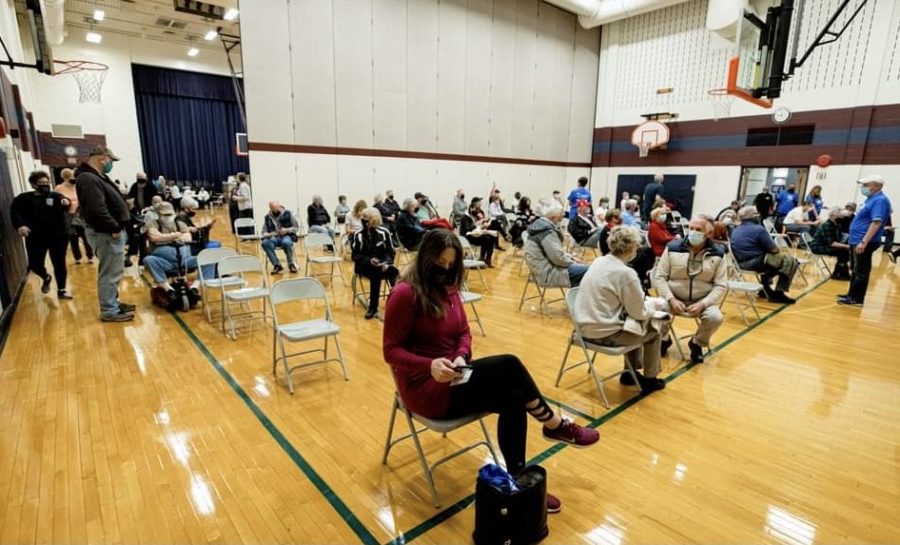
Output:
top-left (132, 64), bottom-right (249, 192)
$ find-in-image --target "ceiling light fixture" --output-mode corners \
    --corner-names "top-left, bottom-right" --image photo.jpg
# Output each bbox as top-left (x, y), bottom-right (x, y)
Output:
top-left (86, 31), bottom-right (102, 44)
top-left (187, 47), bottom-right (199, 57)
top-left (223, 8), bottom-right (238, 21)
top-left (204, 29), bottom-right (217, 40)
top-left (93, 9), bottom-right (105, 22)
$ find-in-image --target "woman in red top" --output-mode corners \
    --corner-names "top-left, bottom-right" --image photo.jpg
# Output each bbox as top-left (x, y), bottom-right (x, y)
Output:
top-left (383, 229), bottom-right (598, 512)
top-left (648, 207), bottom-right (678, 257)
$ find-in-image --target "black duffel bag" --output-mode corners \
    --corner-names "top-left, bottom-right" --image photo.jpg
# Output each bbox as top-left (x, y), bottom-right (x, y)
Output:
top-left (473, 465), bottom-right (548, 545)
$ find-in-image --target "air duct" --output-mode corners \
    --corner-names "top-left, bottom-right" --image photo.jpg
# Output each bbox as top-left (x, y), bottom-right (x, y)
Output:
top-left (543, 0), bottom-right (693, 28)
top-left (40, 0), bottom-right (66, 46)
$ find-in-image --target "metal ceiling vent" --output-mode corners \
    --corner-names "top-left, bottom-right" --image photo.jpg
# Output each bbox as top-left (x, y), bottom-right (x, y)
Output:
top-left (173, 0), bottom-right (227, 20)
top-left (154, 17), bottom-right (188, 29)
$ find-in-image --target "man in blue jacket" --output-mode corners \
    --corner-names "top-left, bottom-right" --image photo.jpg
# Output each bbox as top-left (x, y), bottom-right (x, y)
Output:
top-left (566, 176), bottom-right (592, 219)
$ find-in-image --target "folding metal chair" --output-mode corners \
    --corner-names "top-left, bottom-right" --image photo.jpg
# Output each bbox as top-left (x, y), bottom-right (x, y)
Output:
top-left (304, 232), bottom-right (346, 286)
top-left (197, 247), bottom-right (244, 323)
top-left (517, 269), bottom-right (566, 313)
top-left (382, 369), bottom-right (499, 508)
top-left (269, 277), bottom-right (347, 394)
top-left (724, 251), bottom-right (764, 325)
top-left (457, 235), bottom-right (487, 289)
top-left (799, 231), bottom-right (833, 278)
top-left (555, 287), bottom-right (643, 409)
top-left (774, 234), bottom-right (810, 287)
top-left (218, 255), bottom-right (270, 340)
top-left (460, 282), bottom-right (485, 336)
top-left (233, 218), bottom-right (263, 258)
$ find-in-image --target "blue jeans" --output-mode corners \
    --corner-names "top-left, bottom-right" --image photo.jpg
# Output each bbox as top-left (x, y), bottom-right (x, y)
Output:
top-left (567, 263), bottom-right (589, 287)
top-left (309, 224), bottom-right (335, 239)
top-left (85, 228), bottom-right (127, 318)
top-left (261, 236), bottom-right (296, 267)
top-left (143, 245), bottom-right (197, 284)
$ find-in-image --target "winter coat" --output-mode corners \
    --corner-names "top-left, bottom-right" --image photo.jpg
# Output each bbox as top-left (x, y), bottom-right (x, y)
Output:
top-left (525, 217), bottom-right (576, 287)
top-left (652, 238), bottom-right (727, 307)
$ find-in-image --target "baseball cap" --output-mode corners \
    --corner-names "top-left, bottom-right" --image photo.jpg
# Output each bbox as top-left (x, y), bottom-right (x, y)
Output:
top-left (89, 145), bottom-right (120, 161)
top-left (576, 199), bottom-right (590, 208)
top-left (414, 192), bottom-right (426, 200)
top-left (857, 174), bottom-right (885, 185)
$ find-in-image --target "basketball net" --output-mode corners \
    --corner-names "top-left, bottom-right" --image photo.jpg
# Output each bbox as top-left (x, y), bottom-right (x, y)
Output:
top-left (54, 61), bottom-right (109, 104)
top-left (708, 88), bottom-right (733, 121)
top-left (639, 142), bottom-right (651, 158)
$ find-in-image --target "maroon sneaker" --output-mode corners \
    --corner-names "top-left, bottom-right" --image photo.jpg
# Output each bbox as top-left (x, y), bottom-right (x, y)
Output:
top-left (542, 417), bottom-right (599, 447)
top-left (547, 493), bottom-right (561, 514)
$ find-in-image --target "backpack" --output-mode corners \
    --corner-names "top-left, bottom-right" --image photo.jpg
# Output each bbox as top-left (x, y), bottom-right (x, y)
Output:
top-left (473, 464), bottom-right (548, 545)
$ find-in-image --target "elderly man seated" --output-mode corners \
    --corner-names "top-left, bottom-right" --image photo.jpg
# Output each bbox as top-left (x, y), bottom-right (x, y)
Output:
top-left (525, 199), bottom-right (589, 287)
top-left (262, 201), bottom-right (300, 274)
top-left (652, 217), bottom-right (727, 363)
top-left (143, 202), bottom-right (196, 292)
top-left (567, 199), bottom-right (602, 247)
top-left (396, 197), bottom-right (428, 250)
top-left (730, 205), bottom-right (798, 304)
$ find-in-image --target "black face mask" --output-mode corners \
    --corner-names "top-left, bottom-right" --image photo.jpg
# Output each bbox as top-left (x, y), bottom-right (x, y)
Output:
top-left (459, 194), bottom-right (465, 201)
top-left (429, 266), bottom-right (455, 287)
top-left (35, 184), bottom-right (51, 194)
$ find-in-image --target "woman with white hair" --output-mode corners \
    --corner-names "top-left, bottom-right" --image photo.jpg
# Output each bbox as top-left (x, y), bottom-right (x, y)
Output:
top-left (572, 226), bottom-right (667, 393)
top-left (809, 207), bottom-right (851, 279)
top-left (524, 198), bottom-right (588, 287)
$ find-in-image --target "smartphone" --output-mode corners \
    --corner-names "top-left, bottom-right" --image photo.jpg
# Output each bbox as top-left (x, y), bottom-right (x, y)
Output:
top-left (454, 365), bottom-right (475, 372)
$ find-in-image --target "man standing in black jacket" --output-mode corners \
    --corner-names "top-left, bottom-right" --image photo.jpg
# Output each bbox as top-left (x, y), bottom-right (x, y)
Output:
top-left (76, 146), bottom-right (135, 322)
top-left (10, 171), bottom-right (73, 300)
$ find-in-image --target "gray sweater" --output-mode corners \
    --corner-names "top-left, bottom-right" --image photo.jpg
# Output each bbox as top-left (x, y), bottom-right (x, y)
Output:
top-left (572, 254), bottom-right (654, 339)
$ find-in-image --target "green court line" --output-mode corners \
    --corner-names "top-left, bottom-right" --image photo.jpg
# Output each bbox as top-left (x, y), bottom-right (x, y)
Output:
top-left (386, 277), bottom-right (830, 545)
top-left (169, 313), bottom-right (380, 545)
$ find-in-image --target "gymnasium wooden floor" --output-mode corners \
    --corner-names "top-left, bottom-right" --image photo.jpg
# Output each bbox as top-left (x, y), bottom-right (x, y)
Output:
top-left (1, 208), bottom-right (898, 544)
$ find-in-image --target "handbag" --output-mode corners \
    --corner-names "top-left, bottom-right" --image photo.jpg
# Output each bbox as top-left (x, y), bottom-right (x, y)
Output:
top-left (473, 464), bottom-right (549, 545)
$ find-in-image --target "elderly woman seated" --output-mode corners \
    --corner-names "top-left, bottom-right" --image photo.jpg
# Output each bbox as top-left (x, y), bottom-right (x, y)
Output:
top-left (351, 208), bottom-right (399, 319)
top-left (648, 207), bottom-right (678, 257)
top-left (524, 199), bottom-right (589, 288)
top-left (810, 207), bottom-right (851, 279)
top-left (571, 226), bottom-right (667, 393)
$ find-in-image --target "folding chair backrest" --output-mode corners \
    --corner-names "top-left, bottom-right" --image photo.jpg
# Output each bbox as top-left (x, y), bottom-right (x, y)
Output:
top-left (774, 234), bottom-right (790, 250)
top-left (457, 235), bottom-right (477, 259)
top-left (763, 219), bottom-right (776, 234)
top-left (198, 247), bottom-right (237, 268)
top-left (799, 231), bottom-right (815, 254)
top-left (305, 232), bottom-right (333, 250)
top-left (234, 218), bottom-right (256, 233)
top-left (521, 231), bottom-right (529, 245)
top-left (565, 286), bottom-right (580, 312)
top-left (218, 254), bottom-right (265, 277)
top-left (270, 277), bottom-right (328, 305)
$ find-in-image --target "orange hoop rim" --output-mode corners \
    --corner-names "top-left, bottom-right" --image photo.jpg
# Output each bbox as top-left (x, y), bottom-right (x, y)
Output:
top-left (708, 88), bottom-right (731, 96)
top-left (53, 60), bottom-right (110, 76)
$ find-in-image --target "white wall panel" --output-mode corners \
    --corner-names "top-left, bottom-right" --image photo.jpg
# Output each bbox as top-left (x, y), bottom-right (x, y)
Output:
top-left (297, 154), bottom-right (340, 213)
top-left (249, 152), bottom-right (299, 224)
top-left (407, 0), bottom-right (440, 152)
top-left (332, 0), bottom-right (374, 148)
top-left (334, 156), bottom-right (375, 206)
top-left (463, 0), bottom-right (493, 155)
top-left (436, 0), bottom-right (467, 153)
top-left (550, 15), bottom-right (575, 160)
top-left (531, 3), bottom-right (559, 159)
top-left (289, 0), bottom-right (337, 145)
top-left (373, 0), bottom-right (408, 150)
top-left (510, 1), bottom-right (539, 157)
top-left (243, 0), bottom-right (293, 144)
top-left (488, 0), bottom-right (518, 157)
top-left (371, 157), bottom-right (409, 200)
top-left (569, 25), bottom-right (600, 162)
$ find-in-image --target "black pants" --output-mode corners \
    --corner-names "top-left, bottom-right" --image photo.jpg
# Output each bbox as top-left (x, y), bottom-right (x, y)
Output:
top-left (70, 224), bottom-right (94, 261)
top-left (848, 242), bottom-right (878, 302)
top-left (445, 355), bottom-right (543, 475)
top-left (25, 235), bottom-right (68, 291)
top-left (467, 235), bottom-right (495, 265)
top-left (237, 208), bottom-right (254, 235)
top-left (630, 246), bottom-right (655, 291)
top-left (489, 218), bottom-right (508, 247)
top-left (356, 262), bottom-right (399, 311)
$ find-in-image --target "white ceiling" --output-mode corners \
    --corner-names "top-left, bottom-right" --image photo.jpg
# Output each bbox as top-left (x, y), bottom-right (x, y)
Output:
top-left (15, 0), bottom-right (241, 52)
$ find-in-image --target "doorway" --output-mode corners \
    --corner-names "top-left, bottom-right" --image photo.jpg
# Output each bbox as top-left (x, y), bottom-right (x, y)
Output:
top-left (615, 174), bottom-right (697, 219)
top-left (738, 166), bottom-right (809, 205)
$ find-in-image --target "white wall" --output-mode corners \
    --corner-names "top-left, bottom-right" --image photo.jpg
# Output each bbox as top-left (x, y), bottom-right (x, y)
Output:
top-left (24, 30), bottom-right (235, 182)
top-left (243, 0), bottom-right (600, 220)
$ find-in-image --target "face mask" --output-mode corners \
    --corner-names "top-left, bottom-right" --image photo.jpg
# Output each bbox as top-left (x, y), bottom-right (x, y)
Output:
top-left (361, 219), bottom-right (370, 228)
top-left (723, 218), bottom-right (733, 226)
top-left (429, 266), bottom-right (455, 287)
top-left (187, 210), bottom-right (196, 217)
top-left (687, 231), bottom-right (705, 246)
top-left (860, 186), bottom-right (872, 197)
top-left (103, 160), bottom-right (114, 174)
top-left (35, 184), bottom-right (51, 193)
top-left (459, 194), bottom-right (465, 201)
top-left (656, 216), bottom-right (667, 224)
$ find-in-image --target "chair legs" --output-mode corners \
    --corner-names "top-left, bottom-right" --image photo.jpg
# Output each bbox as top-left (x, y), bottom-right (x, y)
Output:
top-left (273, 333), bottom-right (349, 394)
top-left (556, 334), bottom-right (641, 409)
top-left (467, 300), bottom-right (485, 336)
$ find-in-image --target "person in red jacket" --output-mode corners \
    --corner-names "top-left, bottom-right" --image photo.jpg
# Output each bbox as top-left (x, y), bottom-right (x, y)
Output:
top-left (648, 207), bottom-right (678, 257)
top-left (383, 229), bottom-right (598, 514)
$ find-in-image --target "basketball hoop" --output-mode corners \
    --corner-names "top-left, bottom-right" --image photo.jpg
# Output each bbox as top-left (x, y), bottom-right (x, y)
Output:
top-left (708, 88), bottom-right (733, 121)
top-left (631, 120), bottom-right (670, 159)
top-left (54, 60), bottom-right (109, 104)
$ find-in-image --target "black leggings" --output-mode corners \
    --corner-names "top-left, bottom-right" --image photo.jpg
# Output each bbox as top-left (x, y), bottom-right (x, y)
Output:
top-left (444, 355), bottom-right (544, 475)
top-left (25, 235), bottom-right (68, 291)
top-left (355, 262), bottom-right (399, 312)
top-left (70, 224), bottom-right (94, 261)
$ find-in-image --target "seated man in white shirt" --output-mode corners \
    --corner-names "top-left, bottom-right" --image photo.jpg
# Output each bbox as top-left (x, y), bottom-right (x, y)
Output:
top-left (652, 217), bottom-right (727, 364)
top-left (196, 188), bottom-right (210, 208)
top-left (783, 202), bottom-right (817, 236)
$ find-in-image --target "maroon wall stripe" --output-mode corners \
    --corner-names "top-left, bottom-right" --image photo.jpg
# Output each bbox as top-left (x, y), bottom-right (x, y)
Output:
top-left (248, 142), bottom-right (591, 168)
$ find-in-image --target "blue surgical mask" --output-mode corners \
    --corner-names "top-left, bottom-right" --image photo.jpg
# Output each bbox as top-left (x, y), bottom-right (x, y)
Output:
top-left (687, 231), bottom-right (705, 247)
top-left (860, 186), bottom-right (871, 197)
top-left (103, 160), bottom-right (114, 174)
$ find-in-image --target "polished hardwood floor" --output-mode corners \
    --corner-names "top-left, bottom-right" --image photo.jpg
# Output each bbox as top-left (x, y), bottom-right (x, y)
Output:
top-left (1, 208), bottom-right (898, 544)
